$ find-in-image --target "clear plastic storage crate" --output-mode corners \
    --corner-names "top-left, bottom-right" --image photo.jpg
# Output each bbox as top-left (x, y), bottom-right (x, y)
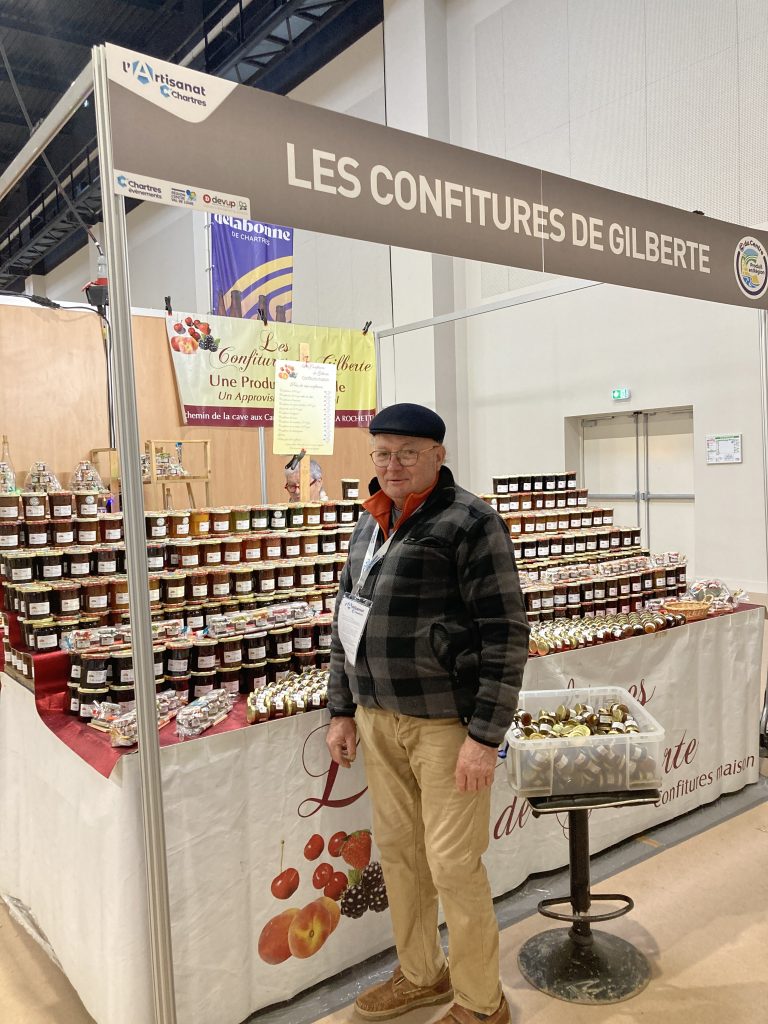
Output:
top-left (505, 687), bottom-right (664, 798)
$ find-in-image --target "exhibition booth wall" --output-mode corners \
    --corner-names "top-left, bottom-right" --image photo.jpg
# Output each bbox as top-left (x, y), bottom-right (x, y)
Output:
top-left (0, 302), bottom-right (373, 504)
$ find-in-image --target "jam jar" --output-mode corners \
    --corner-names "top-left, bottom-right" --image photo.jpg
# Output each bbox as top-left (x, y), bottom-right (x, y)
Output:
top-left (29, 612), bottom-right (59, 650)
top-left (243, 631), bottom-right (268, 663)
top-left (0, 519), bottom-right (21, 550)
top-left (222, 537), bottom-right (243, 564)
top-left (262, 534), bottom-right (283, 561)
top-left (191, 671), bottom-right (216, 701)
top-left (99, 515), bottom-right (123, 543)
top-left (287, 503), bottom-right (305, 530)
top-left (282, 533), bottom-right (302, 560)
top-left (241, 661), bottom-right (268, 693)
top-left (145, 542), bottom-right (166, 572)
top-left (25, 521), bottom-right (50, 548)
top-left (320, 531), bottom-right (338, 555)
top-left (74, 517), bottom-right (99, 545)
top-left (232, 566), bottom-right (254, 596)
top-left (268, 505), bottom-right (288, 531)
top-left (145, 512), bottom-right (168, 540)
top-left (46, 491), bottom-right (73, 520)
top-left (296, 560), bottom-right (318, 589)
top-left (166, 640), bottom-right (193, 677)
top-left (304, 503), bottom-right (322, 528)
top-left (110, 684), bottom-right (136, 714)
top-left (64, 547), bottom-right (91, 578)
top-left (250, 505), bottom-right (269, 531)
top-left (94, 545), bottom-right (118, 575)
top-left (168, 511), bottom-right (191, 538)
top-left (267, 626), bottom-right (293, 659)
top-left (336, 527), bottom-right (354, 553)
top-left (218, 666), bottom-right (241, 697)
top-left (74, 492), bottom-right (99, 518)
top-left (336, 501), bottom-right (356, 525)
top-left (191, 639), bottom-right (218, 673)
top-left (80, 579), bottom-right (109, 613)
top-left (266, 658), bottom-right (292, 685)
top-left (152, 645), bottom-right (166, 679)
top-left (228, 506), bottom-right (250, 534)
top-left (22, 492), bottom-right (48, 521)
top-left (208, 568), bottom-right (231, 598)
top-left (190, 509), bottom-right (211, 537)
top-left (300, 532), bottom-right (320, 557)
top-left (37, 548), bottom-right (64, 580)
top-left (218, 635), bottom-right (243, 669)
top-left (110, 577), bottom-right (129, 611)
top-left (179, 540), bottom-right (202, 569)
top-left (66, 681), bottom-right (80, 716)
top-left (276, 562), bottom-right (296, 591)
top-left (52, 580), bottom-right (81, 616)
top-left (78, 686), bottom-right (108, 721)
top-left (80, 652), bottom-right (109, 688)
top-left (111, 650), bottom-right (135, 685)
top-left (147, 574), bottom-right (162, 605)
top-left (185, 605), bottom-right (205, 631)
top-left (161, 573), bottom-right (187, 605)
top-left (0, 492), bottom-right (20, 520)
top-left (200, 539), bottom-right (223, 566)
top-left (186, 570), bottom-right (209, 602)
top-left (242, 536), bottom-right (262, 563)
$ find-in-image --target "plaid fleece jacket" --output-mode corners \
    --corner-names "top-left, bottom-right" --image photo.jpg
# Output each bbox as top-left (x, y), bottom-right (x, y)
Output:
top-left (328, 467), bottom-right (530, 747)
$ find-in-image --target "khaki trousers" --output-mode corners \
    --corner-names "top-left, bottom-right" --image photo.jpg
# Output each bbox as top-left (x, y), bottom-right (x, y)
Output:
top-left (355, 706), bottom-right (502, 1016)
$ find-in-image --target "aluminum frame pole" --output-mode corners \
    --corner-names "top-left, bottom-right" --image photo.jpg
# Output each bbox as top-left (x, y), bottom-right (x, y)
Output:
top-left (92, 46), bottom-right (177, 1024)
top-left (258, 426), bottom-right (268, 502)
top-left (373, 330), bottom-right (382, 412)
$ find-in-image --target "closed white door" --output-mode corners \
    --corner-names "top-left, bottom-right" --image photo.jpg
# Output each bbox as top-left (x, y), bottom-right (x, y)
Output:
top-left (581, 407), bottom-right (695, 574)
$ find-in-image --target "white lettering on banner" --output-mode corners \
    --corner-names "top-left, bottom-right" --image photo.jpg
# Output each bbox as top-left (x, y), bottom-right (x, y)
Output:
top-left (284, 141), bottom-right (714, 276)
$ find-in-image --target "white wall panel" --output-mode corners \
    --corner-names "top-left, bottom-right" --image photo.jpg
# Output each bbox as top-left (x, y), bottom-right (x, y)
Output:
top-left (646, 47), bottom-right (740, 220)
top-left (644, 0), bottom-right (737, 84)
top-left (567, 0), bottom-right (645, 118)
top-left (501, 0), bottom-right (570, 147)
top-left (570, 88), bottom-right (648, 197)
top-left (474, 9), bottom-right (506, 157)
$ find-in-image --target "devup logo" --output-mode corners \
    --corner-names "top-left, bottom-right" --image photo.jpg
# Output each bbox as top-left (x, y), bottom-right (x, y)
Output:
top-left (297, 722), bottom-right (367, 818)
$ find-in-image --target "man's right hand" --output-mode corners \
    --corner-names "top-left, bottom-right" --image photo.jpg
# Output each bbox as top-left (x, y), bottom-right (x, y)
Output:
top-left (326, 716), bottom-right (357, 768)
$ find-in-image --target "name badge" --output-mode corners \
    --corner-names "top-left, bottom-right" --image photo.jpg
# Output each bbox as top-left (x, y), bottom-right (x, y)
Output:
top-left (338, 594), bottom-right (371, 666)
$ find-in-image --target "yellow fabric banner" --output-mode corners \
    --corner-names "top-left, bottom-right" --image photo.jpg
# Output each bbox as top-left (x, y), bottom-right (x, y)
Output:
top-left (165, 314), bottom-right (375, 428)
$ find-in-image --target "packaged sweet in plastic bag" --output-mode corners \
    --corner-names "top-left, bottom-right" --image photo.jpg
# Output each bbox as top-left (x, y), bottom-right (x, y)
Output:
top-left (176, 688), bottom-right (234, 739)
top-left (71, 460), bottom-right (107, 492)
top-left (688, 578), bottom-right (746, 610)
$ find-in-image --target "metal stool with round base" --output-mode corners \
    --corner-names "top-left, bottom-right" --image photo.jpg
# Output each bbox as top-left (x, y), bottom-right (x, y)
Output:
top-left (517, 789), bottom-right (660, 1004)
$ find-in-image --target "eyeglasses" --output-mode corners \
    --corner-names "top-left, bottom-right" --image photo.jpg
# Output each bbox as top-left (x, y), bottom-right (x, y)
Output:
top-left (370, 445), bottom-right (440, 468)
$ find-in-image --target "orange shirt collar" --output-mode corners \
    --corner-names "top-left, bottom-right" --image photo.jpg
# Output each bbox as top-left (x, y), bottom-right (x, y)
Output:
top-left (363, 476), bottom-right (439, 538)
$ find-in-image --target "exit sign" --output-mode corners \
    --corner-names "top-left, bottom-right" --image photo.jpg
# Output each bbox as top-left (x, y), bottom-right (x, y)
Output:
top-left (612, 388), bottom-right (631, 401)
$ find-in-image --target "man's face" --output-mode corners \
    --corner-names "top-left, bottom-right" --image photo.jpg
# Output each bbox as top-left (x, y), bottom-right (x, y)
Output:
top-left (285, 471), bottom-right (323, 501)
top-left (370, 433), bottom-right (444, 504)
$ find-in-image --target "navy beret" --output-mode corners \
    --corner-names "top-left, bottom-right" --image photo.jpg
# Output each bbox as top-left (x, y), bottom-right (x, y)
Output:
top-left (369, 403), bottom-right (446, 443)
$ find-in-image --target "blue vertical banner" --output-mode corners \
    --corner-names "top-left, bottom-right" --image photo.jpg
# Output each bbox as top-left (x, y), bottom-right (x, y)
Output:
top-left (210, 215), bottom-right (294, 322)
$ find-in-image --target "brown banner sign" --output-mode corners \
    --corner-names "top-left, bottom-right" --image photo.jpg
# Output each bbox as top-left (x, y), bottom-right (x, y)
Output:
top-left (105, 44), bottom-right (768, 309)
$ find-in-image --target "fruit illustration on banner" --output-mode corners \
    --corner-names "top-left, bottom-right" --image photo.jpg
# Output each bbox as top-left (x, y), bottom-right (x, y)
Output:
top-left (312, 863), bottom-right (334, 889)
top-left (328, 831), bottom-right (347, 857)
top-left (258, 908), bottom-right (300, 965)
top-left (304, 834), bottom-right (324, 861)
top-left (271, 867), bottom-right (300, 900)
top-left (340, 830), bottom-right (372, 870)
top-left (323, 871), bottom-right (348, 901)
top-left (287, 899), bottom-right (333, 959)
top-left (257, 826), bottom-right (387, 965)
top-left (168, 315), bottom-right (219, 353)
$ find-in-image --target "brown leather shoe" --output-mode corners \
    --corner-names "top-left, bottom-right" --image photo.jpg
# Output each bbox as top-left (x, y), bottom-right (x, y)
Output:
top-left (355, 964), bottom-right (453, 1020)
top-left (434, 995), bottom-right (511, 1023)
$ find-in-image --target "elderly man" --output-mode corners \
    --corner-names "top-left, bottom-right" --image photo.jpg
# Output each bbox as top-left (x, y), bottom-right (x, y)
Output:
top-left (284, 457), bottom-right (328, 502)
top-left (327, 403), bottom-right (529, 1024)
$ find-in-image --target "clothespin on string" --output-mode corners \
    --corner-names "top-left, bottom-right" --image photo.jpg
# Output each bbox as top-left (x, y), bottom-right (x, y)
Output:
top-left (362, 320), bottom-right (372, 335)
top-left (164, 295), bottom-right (173, 317)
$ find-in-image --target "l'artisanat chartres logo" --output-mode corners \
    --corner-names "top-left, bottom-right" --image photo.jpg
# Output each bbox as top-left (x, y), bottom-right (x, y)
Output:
top-left (121, 58), bottom-right (208, 107)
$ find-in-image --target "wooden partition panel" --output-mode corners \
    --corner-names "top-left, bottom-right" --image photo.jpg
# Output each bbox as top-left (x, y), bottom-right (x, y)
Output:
top-left (1, 305), bottom-right (373, 506)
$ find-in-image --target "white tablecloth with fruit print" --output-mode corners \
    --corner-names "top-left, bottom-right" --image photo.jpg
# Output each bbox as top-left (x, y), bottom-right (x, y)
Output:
top-left (0, 606), bottom-right (762, 1024)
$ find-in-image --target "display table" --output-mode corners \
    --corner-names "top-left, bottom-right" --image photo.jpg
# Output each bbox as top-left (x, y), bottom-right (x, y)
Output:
top-left (0, 606), bottom-right (763, 1024)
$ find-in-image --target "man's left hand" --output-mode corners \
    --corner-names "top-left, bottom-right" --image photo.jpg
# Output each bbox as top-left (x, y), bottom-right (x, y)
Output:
top-left (455, 735), bottom-right (499, 793)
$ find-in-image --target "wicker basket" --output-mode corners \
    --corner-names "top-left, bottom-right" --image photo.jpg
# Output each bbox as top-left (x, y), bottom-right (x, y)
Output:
top-left (663, 596), bottom-right (713, 622)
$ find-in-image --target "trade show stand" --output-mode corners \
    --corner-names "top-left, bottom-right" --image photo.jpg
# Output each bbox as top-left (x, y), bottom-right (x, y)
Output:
top-left (0, 605), bottom-right (763, 1024)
